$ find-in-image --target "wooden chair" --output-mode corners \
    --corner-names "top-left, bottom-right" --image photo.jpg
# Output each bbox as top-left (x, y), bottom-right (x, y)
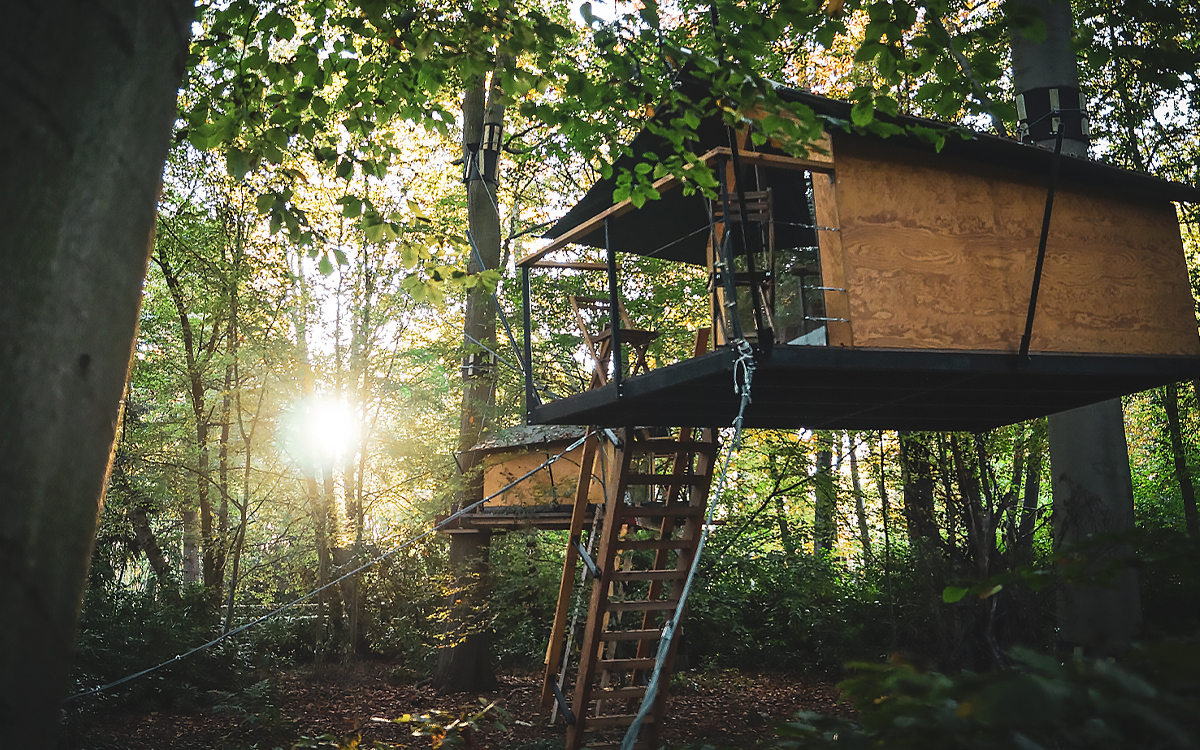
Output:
top-left (570, 295), bottom-right (660, 389)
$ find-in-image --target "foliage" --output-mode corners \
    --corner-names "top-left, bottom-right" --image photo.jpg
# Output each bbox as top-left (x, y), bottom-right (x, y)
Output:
top-left (687, 550), bottom-right (890, 671)
top-left (777, 640), bottom-right (1200, 749)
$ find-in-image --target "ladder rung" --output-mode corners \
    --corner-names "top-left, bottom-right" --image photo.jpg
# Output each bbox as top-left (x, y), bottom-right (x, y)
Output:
top-left (621, 505), bottom-right (703, 518)
top-left (593, 686), bottom-right (648, 700)
top-left (629, 440), bottom-right (716, 455)
top-left (599, 629), bottom-right (661, 641)
top-left (626, 473), bottom-right (708, 486)
top-left (618, 539), bottom-right (690, 550)
top-left (607, 599), bottom-right (679, 613)
top-left (599, 658), bottom-right (657, 670)
top-left (611, 569), bottom-right (687, 581)
top-left (582, 714), bottom-right (656, 729)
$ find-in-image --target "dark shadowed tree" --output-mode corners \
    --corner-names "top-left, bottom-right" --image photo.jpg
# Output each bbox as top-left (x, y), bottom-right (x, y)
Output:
top-left (0, 0), bottom-right (193, 743)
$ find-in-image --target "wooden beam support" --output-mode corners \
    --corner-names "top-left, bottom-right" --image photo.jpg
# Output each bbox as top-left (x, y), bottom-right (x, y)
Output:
top-left (517, 146), bottom-right (834, 268)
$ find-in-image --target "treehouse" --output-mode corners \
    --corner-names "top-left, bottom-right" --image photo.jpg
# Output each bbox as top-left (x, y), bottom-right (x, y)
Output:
top-left (517, 89), bottom-right (1200, 432)
top-left (436, 424), bottom-right (603, 532)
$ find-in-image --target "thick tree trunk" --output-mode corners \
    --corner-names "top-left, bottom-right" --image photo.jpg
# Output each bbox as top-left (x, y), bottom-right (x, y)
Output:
top-left (812, 431), bottom-right (837, 555)
top-left (0, 1), bottom-right (192, 742)
top-left (435, 57), bottom-right (509, 694)
top-left (1011, 0), bottom-right (1141, 654)
top-left (899, 432), bottom-right (939, 546)
top-left (1048, 401), bottom-right (1141, 654)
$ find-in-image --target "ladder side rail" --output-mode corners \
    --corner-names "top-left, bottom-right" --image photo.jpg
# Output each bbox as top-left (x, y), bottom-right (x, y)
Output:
top-left (566, 430), bottom-right (634, 750)
top-left (542, 433), bottom-right (600, 707)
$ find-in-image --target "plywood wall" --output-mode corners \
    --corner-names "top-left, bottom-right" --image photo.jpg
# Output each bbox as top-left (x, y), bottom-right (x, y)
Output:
top-left (828, 135), bottom-right (1200, 356)
top-left (483, 444), bottom-right (605, 507)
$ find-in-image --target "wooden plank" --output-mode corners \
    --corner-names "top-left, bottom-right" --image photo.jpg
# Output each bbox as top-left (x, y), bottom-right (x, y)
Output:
top-left (830, 135), bottom-right (1200, 356)
top-left (607, 599), bottom-right (679, 613)
top-left (518, 146), bottom-right (830, 269)
top-left (599, 658), bottom-right (657, 670)
top-left (625, 473), bottom-right (708, 486)
top-left (566, 431), bottom-right (632, 750)
top-left (582, 714), bottom-right (656, 729)
top-left (599, 629), bottom-right (661, 641)
top-left (611, 569), bottom-right (687, 581)
top-left (594, 686), bottom-right (649, 699)
top-left (518, 172), bottom-right (685, 267)
top-left (541, 435), bottom-right (599, 708)
top-left (617, 539), bottom-right (688, 550)
top-left (704, 146), bottom-right (834, 174)
top-left (620, 505), bottom-right (704, 518)
top-left (629, 439), bottom-right (717, 455)
top-left (811, 169), bottom-right (854, 347)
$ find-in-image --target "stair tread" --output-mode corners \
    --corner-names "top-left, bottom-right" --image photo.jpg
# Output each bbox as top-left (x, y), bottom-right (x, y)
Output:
top-left (599, 658), bottom-right (657, 669)
top-left (618, 539), bottom-right (692, 550)
top-left (611, 569), bottom-right (687, 581)
top-left (592, 686), bottom-right (648, 698)
top-left (620, 504), bottom-right (704, 518)
top-left (629, 440), bottom-right (716, 455)
top-left (599, 629), bottom-right (661, 641)
top-left (607, 599), bottom-right (680, 612)
top-left (626, 473), bottom-right (708, 486)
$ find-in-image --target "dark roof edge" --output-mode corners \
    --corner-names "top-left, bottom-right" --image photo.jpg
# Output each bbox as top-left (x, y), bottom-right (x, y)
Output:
top-left (775, 87), bottom-right (1200, 205)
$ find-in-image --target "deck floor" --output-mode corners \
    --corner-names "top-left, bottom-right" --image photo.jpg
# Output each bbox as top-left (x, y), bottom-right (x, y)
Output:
top-left (529, 346), bottom-right (1200, 432)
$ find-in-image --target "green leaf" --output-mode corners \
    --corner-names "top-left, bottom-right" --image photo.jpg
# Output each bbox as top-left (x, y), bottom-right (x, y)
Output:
top-left (851, 98), bottom-right (875, 127)
top-left (943, 586), bottom-right (969, 603)
top-left (225, 148), bottom-right (252, 181)
top-left (255, 192), bottom-right (276, 214)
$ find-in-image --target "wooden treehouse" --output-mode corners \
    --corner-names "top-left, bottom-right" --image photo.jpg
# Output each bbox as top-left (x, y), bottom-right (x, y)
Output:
top-left (508, 87), bottom-right (1200, 749)
top-left (518, 90), bottom-right (1200, 433)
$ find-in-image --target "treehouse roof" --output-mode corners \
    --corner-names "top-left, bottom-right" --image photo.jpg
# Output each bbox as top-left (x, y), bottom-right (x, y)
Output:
top-left (542, 88), bottom-right (1200, 266)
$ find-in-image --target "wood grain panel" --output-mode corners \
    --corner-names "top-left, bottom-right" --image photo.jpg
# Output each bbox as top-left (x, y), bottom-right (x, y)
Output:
top-left (831, 135), bottom-right (1199, 356)
top-left (812, 171), bottom-right (854, 347)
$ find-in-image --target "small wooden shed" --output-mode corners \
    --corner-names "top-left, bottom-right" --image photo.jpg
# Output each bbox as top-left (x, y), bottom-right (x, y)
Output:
top-left (517, 89), bottom-right (1200, 432)
top-left (437, 425), bottom-right (605, 532)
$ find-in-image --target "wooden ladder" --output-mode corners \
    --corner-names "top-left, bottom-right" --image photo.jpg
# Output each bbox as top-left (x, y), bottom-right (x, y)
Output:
top-left (541, 425), bottom-right (718, 750)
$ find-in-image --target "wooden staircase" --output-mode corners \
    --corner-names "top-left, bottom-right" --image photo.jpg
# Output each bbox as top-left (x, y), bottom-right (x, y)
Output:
top-left (541, 425), bottom-right (718, 750)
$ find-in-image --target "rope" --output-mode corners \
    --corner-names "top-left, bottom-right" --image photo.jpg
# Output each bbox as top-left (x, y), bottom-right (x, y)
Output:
top-left (620, 340), bottom-right (756, 750)
top-left (67, 429), bottom-right (595, 703)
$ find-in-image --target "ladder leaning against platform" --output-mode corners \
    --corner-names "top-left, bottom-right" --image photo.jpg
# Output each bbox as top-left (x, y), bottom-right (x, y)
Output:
top-left (541, 423), bottom-right (718, 750)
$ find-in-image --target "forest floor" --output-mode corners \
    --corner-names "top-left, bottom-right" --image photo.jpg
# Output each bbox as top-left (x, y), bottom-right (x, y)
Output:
top-left (61, 663), bottom-right (850, 750)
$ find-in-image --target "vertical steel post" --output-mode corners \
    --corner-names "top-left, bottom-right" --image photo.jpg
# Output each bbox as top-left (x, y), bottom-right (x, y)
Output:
top-left (605, 217), bottom-right (623, 394)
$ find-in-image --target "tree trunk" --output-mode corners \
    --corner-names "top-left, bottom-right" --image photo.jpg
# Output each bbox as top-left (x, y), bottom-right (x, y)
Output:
top-left (1011, 0), bottom-right (1141, 655)
top-left (812, 431), bottom-right (837, 555)
top-left (848, 433), bottom-right (872, 560)
top-left (1015, 419), bottom-right (1044, 558)
top-left (435, 55), bottom-right (509, 693)
top-left (899, 432), bottom-right (939, 546)
top-left (1161, 383), bottom-right (1199, 535)
top-left (0, 1), bottom-right (192, 742)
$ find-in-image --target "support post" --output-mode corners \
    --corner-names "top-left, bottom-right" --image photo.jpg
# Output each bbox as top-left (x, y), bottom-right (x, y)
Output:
top-left (523, 265), bottom-right (535, 422)
top-left (605, 218), bottom-right (623, 394)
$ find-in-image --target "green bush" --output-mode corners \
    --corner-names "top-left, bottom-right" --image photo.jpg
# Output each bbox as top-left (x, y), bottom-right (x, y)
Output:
top-left (777, 640), bottom-right (1200, 749)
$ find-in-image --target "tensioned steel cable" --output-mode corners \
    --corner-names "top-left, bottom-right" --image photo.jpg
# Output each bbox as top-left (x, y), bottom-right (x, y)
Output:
top-left (67, 429), bottom-right (595, 703)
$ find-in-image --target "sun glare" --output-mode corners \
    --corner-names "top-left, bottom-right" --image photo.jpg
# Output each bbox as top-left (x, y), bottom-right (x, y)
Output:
top-left (290, 397), bottom-right (357, 467)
